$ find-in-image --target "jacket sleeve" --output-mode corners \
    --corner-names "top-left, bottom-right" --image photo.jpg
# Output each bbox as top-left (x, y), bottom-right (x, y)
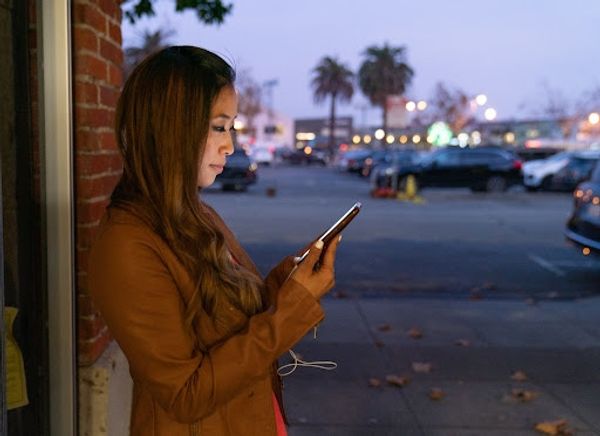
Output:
top-left (88, 225), bottom-right (324, 424)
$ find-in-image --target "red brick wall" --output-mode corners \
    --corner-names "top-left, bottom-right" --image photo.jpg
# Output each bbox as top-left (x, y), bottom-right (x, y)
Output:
top-left (72, 0), bottom-right (123, 366)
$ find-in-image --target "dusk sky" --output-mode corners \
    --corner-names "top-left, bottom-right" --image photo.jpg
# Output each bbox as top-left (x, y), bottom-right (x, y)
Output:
top-left (122, 0), bottom-right (600, 127)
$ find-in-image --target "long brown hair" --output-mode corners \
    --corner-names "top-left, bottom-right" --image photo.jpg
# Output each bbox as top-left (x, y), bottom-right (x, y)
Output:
top-left (111, 46), bottom-right (264, 329)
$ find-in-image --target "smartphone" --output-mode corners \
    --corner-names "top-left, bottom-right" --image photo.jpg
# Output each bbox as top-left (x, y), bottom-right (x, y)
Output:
top-left (294, 202), bottom-right (362, 264)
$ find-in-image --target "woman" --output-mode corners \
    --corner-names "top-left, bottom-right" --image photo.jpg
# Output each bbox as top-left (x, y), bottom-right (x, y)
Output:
top-left (88, 46), bottom-right (340, 435)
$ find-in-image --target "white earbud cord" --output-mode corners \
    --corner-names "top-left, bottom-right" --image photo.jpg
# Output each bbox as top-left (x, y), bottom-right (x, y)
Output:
top-left (277, 258), bottom-right (337, 377)
top-left (277, 349), bottom-right (337, 377)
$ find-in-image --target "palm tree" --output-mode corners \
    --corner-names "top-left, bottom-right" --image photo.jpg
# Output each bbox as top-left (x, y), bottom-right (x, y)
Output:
top-left (123, 28), bottom-right (174, 79)
top-left (311, 56), bottom-right (354, 156)
top-left (358, 43), bottom-right (414, 140)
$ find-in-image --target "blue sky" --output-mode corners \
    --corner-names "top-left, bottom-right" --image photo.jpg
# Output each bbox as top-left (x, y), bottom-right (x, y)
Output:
top-left (122, 0), bottom-right (600, 126)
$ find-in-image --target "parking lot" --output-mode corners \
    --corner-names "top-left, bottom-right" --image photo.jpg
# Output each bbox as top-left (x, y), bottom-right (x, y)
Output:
top-left (204, 164), bottom-right (600, 301)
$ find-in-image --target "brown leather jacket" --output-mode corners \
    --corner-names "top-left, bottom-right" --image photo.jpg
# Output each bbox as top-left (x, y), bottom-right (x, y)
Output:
top-left (88, 204), bottom-right (324, 435)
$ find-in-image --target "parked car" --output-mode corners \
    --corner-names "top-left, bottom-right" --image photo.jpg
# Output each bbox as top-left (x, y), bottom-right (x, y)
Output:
top-left (371, 146), bottom-right (523, 193)
top-left (215, 148), bottom-right (257, 191)
top-left (250, 146), bottom-right (274, 165)
top-left (363, 149), bottom-right (419, 178)
top-left (565, 161), bottom-right (600, 256)
top-left (286, 148), bottom-right (328, 165)
top-left (335, 149), bottom-right (372, 172)
top-left (523, 151), bottom-right (600, 191)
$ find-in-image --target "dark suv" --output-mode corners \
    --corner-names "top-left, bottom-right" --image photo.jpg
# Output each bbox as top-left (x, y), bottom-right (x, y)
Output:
top-left (565, 161), bottom-right (600, 255)
top-left (371, 146), bottom-right (523, 193)
top-left (215, 148), bottom-right (257, 191)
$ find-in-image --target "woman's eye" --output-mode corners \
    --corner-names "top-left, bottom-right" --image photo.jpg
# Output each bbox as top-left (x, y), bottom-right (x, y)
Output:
top-left (212, 125), bottom-right (226, 132)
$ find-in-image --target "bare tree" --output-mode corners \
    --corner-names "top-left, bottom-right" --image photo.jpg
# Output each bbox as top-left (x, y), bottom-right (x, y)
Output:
top-left (424, 82), bottom-right (473, 134)
top-left (236, 68), bottom-right (263, 138)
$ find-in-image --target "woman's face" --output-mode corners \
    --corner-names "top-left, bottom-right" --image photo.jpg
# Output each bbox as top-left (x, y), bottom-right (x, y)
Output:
top-left (198, 86), bottom-right (238, 188)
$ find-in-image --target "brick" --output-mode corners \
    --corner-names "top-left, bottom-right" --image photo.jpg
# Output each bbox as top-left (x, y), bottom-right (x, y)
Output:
top-left (108, 21), bottom-right (122, 46)
top-left (100, 37), bottom-right (123, 66)
top-left (73, 3), bottom-right (106, 34)
top-left (77, 292), bottom-right (97, 316)
top-left (107, 62), bottom-right (123, 87)
top-left (73, 26), bottom-right (99, 53)
top-left (78, 313), bottom-right (106, 340)
top-left (76, 224), bottom-right (102, 250)
top-left (99, 85), bottom-right (119, 108)
top-left (77, 198), bottom-right (110, 229)
top-left (77, 248), bottom-right (95, 285)
top-left (76, 152), bottom-right (122, 176)
top-left (98, 0), bottom-right (120, 20)
top-left (99, 131), bottom-right (118, 150)
top-left (74, 53), bottom-right (108, 81)
top-left (75, 107), bottom-right (114, 129)
top-left (76, 172), bottom-right (121, 199)
top-left (74, 82), bottom-right (98, 105)
top-left (78, 328), bottom-right (111, 366)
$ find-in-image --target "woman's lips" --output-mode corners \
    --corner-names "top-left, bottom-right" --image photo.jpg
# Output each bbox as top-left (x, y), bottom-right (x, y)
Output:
top-left (209, 164), bottom-right (224, 174)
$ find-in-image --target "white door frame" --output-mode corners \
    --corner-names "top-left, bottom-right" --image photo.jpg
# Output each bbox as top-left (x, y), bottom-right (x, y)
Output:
top-left (40, 0), bottom-right (76, 435)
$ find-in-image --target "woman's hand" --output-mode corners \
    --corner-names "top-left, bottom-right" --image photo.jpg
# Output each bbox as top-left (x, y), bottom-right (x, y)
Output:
top-left (289, 236), bottom-right (341, 300)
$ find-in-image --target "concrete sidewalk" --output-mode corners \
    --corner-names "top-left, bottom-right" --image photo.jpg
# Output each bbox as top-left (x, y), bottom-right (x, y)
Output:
top-left (282, 296), bottom-right (600, 435)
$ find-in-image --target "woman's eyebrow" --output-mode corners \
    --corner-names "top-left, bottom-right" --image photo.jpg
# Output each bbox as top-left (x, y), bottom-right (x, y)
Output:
top-left (213, 113), bottom-right (237, 120)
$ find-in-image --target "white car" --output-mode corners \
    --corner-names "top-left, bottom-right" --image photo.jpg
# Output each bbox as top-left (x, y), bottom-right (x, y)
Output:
top-left (523, 151), bottom-right (571, 190)
top-left (523, 150), bottom-right (600, 191)
top-left (250, 146), bottom-right (274, 165)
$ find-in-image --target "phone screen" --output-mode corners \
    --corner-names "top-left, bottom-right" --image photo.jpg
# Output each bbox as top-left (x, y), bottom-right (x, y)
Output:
top-left (294, 202), bottom-right (362, 264)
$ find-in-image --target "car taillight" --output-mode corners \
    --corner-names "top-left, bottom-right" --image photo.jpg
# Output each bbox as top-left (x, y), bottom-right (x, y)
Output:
top-left (513, 160), bottom-right (522, 170)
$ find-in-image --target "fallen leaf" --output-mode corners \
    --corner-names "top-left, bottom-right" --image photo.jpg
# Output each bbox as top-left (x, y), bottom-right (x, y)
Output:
top-left (374, 340), bottom-right (385, 348)
top-left (368, 378), bottom-right (382, 388)
top-left (429, 387), bottom-right (445, 400)
top-left (511, 370), bottom-right (528, 382)
top-left (412, 362), bottom-right (432, 373)
top-left (454, 339), bottom-right (471, 347)
top-left (534, 419), bottom-right (573, 435)
top-left (377, 324), bottom-right (392, 332)
top-left (407, 327), bottom-right (423, 339)
top-left (511, 388), bottom-right (539, 402)
top-left (332, 290), bottom-right (349, 299)
top-left (385, 374), bottom-right (410, 387)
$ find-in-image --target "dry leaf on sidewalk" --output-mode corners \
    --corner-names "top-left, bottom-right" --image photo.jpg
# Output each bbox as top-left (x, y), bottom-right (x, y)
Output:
top-left (332, 290), bottom-right (349, 299)
top-left (374, 340), bottom-right (385, 348)
top-left (454, 339), bottom-right (471, 347)
top-left (511, 388), bottom-right (539, 402)
top-left (385, 374), bottom-right (410, 387)
top-left (368, 378), bottom-right (382, 388)
top-left (429, 387), bottom-right (445, 400)
top-left (511, 370), bottom-right (528, 381)
top-left (377, 323), bottom-right (392, 332)
top-left (412, 362), bottom-right (432, 373)
top-left (534, 419), bottom-right (573, 435)
top-left (407, 327), bottom-right (423, 339)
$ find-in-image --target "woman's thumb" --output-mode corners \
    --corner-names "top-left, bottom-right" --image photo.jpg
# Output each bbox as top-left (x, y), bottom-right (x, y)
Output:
top-left (304, 240), bottom-right (324, 266)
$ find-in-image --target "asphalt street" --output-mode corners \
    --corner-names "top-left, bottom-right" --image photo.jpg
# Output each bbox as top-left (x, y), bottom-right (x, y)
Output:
top-left (203, 164), bottom-right (600, 301)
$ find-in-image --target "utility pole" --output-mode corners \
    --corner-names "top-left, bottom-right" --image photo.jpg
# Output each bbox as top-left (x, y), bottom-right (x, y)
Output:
top-left (262, 79), bottom-right (279, 142)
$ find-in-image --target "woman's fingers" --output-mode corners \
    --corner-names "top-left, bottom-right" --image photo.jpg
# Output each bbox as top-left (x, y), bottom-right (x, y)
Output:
top-left (299, 240), bottom-right (324, 272)
top-left (320, 234), bottom-right (341, 272)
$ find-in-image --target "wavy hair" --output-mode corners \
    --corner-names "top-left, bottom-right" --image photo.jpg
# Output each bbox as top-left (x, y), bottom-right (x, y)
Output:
top-left (111, 46), bottom-right (264, 330)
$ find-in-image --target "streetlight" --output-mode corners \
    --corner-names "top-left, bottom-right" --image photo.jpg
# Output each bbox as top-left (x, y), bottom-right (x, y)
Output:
top-left (405, 101), bottom-right (416, 112)
top-left (475, 94), bottom-right (488, 106)
top-left (484, 108), bottom-right (497, 121)
top-left (417, 100), bottom-right (427, 111)
top-left (589, 112), bottom-right (600, 125)
top-left (374, 129), bottom-right (385, 140)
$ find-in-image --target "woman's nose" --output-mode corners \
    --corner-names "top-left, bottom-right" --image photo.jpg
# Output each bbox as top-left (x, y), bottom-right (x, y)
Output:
top-left (222, 133), bottom-right (235, 155)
